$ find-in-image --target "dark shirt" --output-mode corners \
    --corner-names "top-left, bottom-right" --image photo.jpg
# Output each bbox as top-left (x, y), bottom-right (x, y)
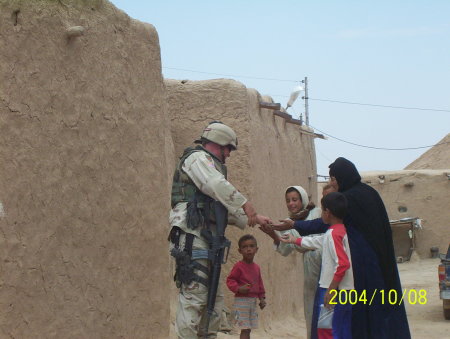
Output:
top-left (294, 218), bottom-right (328, 236)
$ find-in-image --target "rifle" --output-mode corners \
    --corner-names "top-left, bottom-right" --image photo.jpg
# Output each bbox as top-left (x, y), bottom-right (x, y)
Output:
top-left (202, 200), bottom-right (231, 338)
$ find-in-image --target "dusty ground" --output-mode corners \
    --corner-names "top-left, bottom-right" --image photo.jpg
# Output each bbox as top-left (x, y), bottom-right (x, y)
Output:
top-left (217, 257), bottom-right (449, 339)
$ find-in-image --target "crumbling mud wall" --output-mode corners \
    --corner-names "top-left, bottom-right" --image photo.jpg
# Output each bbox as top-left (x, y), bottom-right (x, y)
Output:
top-left (166, 79), bottom-right (319, 331)
top-left (405, 134), bottom-right (450, 170)
top-left (0, 1), bottom-right (173, 338)
top-left (362, 170), bottom-right (450, 259)
top-left (246, 91), bottom-right (319, 327)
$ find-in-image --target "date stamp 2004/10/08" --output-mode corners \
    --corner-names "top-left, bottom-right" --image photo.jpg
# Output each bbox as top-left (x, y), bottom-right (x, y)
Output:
top-left (328, 289), bottom-right (427, 305)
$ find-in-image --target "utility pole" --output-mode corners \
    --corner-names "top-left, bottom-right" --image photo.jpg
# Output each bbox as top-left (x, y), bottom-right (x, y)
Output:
top-left (302, 77), bottom-right (309, 126)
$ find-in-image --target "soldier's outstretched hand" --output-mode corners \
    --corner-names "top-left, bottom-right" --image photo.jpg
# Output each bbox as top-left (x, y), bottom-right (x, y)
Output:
top-left (242, 202), bottom-right (272, 227)
top-left (255, 214), bottom-right (272, 227)
top-left (242, 201), bottom-right (257, 226)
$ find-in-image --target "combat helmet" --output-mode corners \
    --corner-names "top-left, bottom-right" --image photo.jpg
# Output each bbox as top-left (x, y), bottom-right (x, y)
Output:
top-left (195, 121), bottom-right (238, 150)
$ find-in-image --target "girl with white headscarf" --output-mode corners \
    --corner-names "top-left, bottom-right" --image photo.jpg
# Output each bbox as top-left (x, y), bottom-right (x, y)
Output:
top-left (260, 185), bottom-right (322, 339)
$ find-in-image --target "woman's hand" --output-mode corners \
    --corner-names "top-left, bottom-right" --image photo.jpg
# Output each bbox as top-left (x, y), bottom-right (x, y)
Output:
top-left (271, 218), bottom-right (294, 231)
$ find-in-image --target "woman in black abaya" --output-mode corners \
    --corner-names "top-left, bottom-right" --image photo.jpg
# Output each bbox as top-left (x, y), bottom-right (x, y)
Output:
top-left (329, 157), bottom-right (410, 339)
top-left (273, 157), bottom-right (411, 339)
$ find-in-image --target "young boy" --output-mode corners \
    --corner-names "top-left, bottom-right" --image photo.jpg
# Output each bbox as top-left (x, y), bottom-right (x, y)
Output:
top-left (226, 234), bottom-right (266, 339)
top-left (281, 192), bottom-right (354, 339)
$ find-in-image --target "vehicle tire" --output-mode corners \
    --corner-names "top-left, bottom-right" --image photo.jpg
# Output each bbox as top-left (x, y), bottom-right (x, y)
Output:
top-left (445, 308), bottom-right (450, 320)
top-left (444, 300), bottom-right (450, 320)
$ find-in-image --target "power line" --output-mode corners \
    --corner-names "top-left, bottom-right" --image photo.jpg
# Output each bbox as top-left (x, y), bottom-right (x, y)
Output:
top-left (309, 98), bottom-right (450, 113)
top-left (164, 66), bottom-right (450, 113)
top-left (272, 94), bottom-right (450, 113)
top-left (163, 67), bottom-right (299, 83)
top-left (310, 124), bottom-right (450, 151)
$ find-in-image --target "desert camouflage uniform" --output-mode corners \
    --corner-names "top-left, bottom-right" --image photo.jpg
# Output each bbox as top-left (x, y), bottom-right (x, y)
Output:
top-left (169, 148), bottom-right (248, 339)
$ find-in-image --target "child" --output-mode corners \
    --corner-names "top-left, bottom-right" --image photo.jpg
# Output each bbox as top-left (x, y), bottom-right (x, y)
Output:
top-left (281, 192), bottom-right (353, 339)
top-left (226, 234), bottom-right (266, 339)
top-left (259, 185), bottom-right (322, 339)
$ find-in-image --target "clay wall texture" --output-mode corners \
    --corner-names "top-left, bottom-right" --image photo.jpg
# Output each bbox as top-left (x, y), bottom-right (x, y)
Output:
top-left (405, 134), bottom-right (450, 170)
top-left (0, 1), bottom-right (173, 338)
top-left (361, 170), bottom-right (450, 258)
top-left (0, 1), bottom-right (320, 337)
top-left (165, 79), bottom-right (319, 329)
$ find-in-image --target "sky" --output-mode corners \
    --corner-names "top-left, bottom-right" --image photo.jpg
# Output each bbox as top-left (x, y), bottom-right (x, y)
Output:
top-left (110, 0), bottom-right (450, 177)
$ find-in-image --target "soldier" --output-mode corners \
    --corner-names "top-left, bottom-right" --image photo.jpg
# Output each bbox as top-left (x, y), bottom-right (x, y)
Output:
top-left (169, 121), bottom-right (271, 339)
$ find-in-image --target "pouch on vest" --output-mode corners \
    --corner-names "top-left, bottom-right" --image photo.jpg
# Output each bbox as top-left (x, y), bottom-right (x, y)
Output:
top-left (186, 191), bottom-right (213, 230)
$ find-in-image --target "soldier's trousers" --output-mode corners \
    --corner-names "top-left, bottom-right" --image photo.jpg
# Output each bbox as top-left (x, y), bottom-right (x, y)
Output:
top-left (172, 233), bottom-right (224, 339)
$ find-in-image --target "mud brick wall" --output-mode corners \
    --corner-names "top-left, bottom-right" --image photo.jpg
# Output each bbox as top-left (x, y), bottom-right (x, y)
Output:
top-left (362, 170), bottom-right (450, 259)
top-left (0, 1), bottom-right (173, 337)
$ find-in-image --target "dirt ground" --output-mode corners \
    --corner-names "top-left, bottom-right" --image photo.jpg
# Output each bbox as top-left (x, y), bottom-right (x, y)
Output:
top-left (217, 257), bottom-right (450, 339)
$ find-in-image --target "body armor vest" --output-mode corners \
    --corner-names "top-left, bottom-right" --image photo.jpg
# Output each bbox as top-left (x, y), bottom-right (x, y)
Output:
top-left (171, 146), bottom-right (227, 229)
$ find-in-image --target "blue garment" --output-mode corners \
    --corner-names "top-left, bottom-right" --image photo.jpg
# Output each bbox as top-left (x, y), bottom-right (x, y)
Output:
top-left (294, 218), bottom-right (328, 235)
top-left (329, 157), bottom-right (410, 339)
top-left (294, 217), bottom-right (410, 339)
top-left (311, 284), bottom-right (320, 339)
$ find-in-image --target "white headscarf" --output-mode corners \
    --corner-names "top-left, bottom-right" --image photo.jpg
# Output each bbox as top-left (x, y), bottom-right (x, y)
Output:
top-left (286, 185), bottom-right (312, 220)
top-left (287, 185), bottom-right (309, 204)
top-left (275, 185), bottom-right (322, 256)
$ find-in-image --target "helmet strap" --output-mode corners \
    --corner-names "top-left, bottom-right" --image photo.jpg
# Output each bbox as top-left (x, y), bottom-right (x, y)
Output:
top-left (220, 147), bottom-right (226, 164)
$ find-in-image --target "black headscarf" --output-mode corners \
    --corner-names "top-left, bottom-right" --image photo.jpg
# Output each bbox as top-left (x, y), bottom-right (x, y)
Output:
top-left (328, 157), bottom-right (411, 339)
top-left (329, 157), bottom-right (361, 192)
top-left (328, 157), bottom-right (400, 291)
